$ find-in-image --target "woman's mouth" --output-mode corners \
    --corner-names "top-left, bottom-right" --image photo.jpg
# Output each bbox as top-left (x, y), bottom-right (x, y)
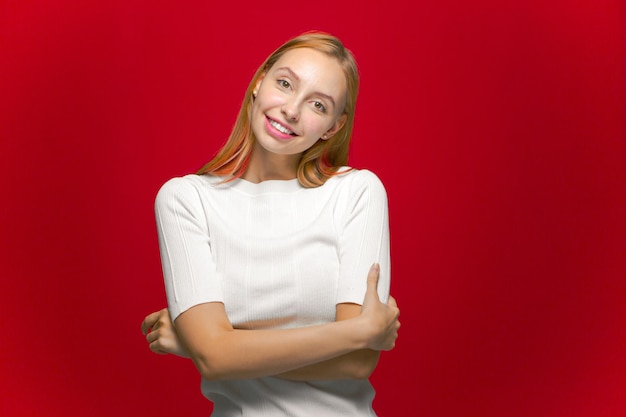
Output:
top-left (267, 117), bottom-right (296, 136)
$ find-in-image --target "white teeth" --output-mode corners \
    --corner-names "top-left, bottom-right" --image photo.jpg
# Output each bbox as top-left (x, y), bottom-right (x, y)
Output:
top-left (269, 119), bottom-right (294, 135)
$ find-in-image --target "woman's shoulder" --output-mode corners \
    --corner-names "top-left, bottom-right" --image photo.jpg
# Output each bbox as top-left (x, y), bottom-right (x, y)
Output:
top-left (327, 168), bottom-right (388, 220)
top-left (155, 174), bottom-right (220, 207)
top-left (330, 167), bottom-right (387, 194)
top-left (159, 173), bottom-right (216, 188)
top-left (157, 174), bottom-right (201, 194)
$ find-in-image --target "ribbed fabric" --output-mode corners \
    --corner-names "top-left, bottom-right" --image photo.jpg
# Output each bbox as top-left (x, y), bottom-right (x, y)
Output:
top-left (155, 168), bottom-right (390, 417)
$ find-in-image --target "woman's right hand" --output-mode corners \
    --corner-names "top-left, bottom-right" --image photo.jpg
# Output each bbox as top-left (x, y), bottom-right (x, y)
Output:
top-left (141, 308), bottom-right (190, 358)
top-left (360, 264), bottom-right (400, 351)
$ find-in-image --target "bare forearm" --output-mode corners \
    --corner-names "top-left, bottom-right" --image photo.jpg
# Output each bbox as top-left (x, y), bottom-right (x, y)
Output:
top-left (275, 349), bottom-right (380, 381)
top-left (159, 321), bottom-right (379, 380)
top-left (146, 307), bottom-right (380, 380)
top-left (177, 306), bottom-right (371, 381)
top-left (275, 303), bottom-right (381, 381)
top-left (225, 323), bottom-right (367, 379)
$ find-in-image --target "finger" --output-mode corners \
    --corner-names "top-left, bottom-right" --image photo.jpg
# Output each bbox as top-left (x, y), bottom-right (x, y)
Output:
top-left (142, 308), bottom-right (168, 335)
top-left (147, 330), bottom-right (166, 353)
top-left (141, 311), bottom-right (161, 335)
top-left (149, 341), bottom-right (168, 355)
top-left (387, 295), bottom-right (397, 308)
top-left (364, 263), bottom-right (380, 303)
top-left (145, 328), bottom-right (159, 344)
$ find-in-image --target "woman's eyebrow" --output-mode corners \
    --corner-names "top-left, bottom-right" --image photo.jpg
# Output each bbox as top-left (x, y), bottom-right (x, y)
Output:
top-left (276, 67), bottom-right (300, 81)
top-left (314, 92), bottom-right (336, 108)
top-left (275, 66), bottom-right (336, 108)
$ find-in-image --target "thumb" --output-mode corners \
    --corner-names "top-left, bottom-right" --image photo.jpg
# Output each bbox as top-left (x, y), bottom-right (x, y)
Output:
top-left (142, 311), bottom-right (160, 335)
top-left (364, 263), bottom-right (380, 304)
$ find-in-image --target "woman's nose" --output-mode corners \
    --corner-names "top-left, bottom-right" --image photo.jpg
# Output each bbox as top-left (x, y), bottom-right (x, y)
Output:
top-left (281, 100), bottom-right (299, 121)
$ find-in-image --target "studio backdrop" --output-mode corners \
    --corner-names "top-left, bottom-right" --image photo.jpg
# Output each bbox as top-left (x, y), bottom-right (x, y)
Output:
top-left (1, 1), bottom-right (625, 416)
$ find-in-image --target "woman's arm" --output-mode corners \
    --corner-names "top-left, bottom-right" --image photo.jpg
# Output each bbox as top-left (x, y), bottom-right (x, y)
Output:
top-left (274, 302), bottom-right (386, 381)
top-left (143, 265), bottom-right (399, 381)
top-left (176, 264), bottom-right (397, 381)
top-left (142, 299), bottom-right (399, 381)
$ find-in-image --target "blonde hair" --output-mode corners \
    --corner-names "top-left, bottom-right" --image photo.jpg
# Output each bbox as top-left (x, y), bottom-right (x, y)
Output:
top-left (197, 31), bottom-right (359, 188)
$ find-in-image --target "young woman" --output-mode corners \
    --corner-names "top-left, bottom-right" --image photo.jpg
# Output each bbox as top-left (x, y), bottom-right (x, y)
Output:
top-left (141, 32), bottom-right (400, 416)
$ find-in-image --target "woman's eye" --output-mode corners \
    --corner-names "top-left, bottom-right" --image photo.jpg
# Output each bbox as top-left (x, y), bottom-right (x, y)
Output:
top-left (278, 79), bottom-right (291, 89)
top-left (313, 101), bottom-right (326, 112)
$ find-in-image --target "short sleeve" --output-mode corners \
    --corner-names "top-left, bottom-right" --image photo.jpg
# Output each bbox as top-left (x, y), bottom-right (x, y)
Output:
top-left (155, 177), bottom-right (223, 321)
top-left (336, 170), bottom-right (390, 305)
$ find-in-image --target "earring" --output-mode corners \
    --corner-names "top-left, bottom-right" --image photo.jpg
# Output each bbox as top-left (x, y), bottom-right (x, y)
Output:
top-left (322, 134), bottom-right (328, 139)
top-left (252, 90), bottom-right (258, 98)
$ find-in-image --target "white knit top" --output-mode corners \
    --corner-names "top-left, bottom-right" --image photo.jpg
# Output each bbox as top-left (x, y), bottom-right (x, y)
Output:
top-left (155, 168), bottom-right (390, 417)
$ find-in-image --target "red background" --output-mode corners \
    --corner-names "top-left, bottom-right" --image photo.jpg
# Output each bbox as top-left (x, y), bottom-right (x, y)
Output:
top-left (1, 1), bottom-right (625, 416)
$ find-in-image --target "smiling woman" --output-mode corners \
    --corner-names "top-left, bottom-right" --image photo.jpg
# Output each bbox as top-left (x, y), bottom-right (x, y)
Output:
top-left (141, 32), bottom-right (399, 417)
top-left (247, 48), bottom-right (348, 181)
top-left (196, 32), bottom-right (361, 188)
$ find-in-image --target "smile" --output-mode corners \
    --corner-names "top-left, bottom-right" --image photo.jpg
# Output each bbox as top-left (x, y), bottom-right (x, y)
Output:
top-left (267, 117), bottom-right (296, 136)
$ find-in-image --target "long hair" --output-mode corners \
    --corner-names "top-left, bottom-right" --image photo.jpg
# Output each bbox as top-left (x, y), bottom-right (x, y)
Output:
top-left (197, 32), bottom-right (360, 188)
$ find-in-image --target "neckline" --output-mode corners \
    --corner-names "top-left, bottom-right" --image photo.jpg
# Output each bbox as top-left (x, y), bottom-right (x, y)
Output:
top-left (229, 176), bottom-right (303, 194)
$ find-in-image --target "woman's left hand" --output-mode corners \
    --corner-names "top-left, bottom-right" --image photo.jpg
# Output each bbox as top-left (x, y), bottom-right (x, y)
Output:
top-left (141, 308), bottom-right (190, 358)
top-left (359, 264), bottom-right (400, 351)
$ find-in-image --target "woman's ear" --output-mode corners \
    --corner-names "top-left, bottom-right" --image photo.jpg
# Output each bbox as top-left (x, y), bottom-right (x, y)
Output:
top-left (253, 73), bottom-right (265, 97)
top-left (322, 113), bottom-right (348, 140)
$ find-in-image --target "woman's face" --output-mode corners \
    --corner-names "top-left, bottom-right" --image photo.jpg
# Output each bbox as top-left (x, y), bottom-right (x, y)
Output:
top-left (250, 48), bottom-right (348, 159)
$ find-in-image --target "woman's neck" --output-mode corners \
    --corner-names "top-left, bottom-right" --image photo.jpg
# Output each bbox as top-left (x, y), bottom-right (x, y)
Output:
top-left (242, 144), bottom-right (301, 183)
